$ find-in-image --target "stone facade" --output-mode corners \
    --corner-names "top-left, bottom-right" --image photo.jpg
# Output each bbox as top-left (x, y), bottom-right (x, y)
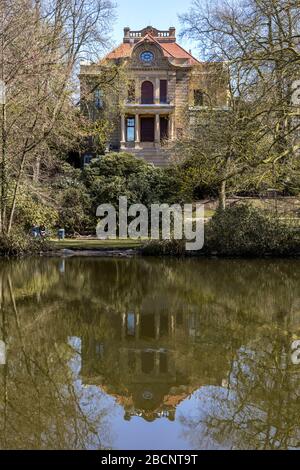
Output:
top-left (80, 26), bottom-right (229, 167)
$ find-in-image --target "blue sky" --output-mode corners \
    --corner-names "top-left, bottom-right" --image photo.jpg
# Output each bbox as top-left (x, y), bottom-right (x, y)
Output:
top-left (112, 0), bottom-right (197, 54)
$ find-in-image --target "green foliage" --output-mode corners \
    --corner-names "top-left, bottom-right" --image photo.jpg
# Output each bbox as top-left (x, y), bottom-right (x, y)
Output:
top-left (81, 119), bottom-right (111, 156)
top-left (175, 155), bottom-right (220, 201)
top-left (51, 162), bottom-right (92, 234)
top-left (14, 189), bottom-right (58, 231)
top-left (205, 205), bottom-right (300, 256)
top-left (57, 186), bottom-right (92, 234)
top-left (82, 152), bottom-right (180, 209)
top-left (141, 205), bottom-right (300, 257)
top-left (280, 172), bottom-right (300, 197)
top-left (0, 231), bottom-right (51, 256)
top-left (142, 239), bottom-right (186, 257)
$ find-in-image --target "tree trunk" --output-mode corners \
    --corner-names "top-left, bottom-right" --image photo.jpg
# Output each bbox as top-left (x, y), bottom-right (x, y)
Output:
top-left (33, 156), bottom-right (40, 183)
top-left (0, 102), bottom-right (7, 234)
top-left (219, 180), bottom-right (226, 210)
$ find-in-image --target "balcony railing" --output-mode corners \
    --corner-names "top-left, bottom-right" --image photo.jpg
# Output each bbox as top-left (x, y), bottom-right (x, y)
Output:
top-left (157, 31), bottom-right (171, 37)
top-left (129, 31), bottom-right (142, 38)
top-left (125, 98), bottom-right (172, 106)
top-left (127, 28), bottom-right (176, 39)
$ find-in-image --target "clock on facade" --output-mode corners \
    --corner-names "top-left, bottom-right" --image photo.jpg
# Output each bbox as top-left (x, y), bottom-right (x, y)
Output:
top-left (140, 51), bottom-right (154, 63)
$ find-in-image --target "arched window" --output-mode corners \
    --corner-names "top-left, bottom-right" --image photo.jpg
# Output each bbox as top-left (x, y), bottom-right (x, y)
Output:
top-left (141, 81), bottom-right (154, 104)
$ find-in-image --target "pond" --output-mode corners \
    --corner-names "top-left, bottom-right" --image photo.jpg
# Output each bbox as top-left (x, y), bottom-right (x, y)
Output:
top-left (0, 256), bottom-right (299, 450)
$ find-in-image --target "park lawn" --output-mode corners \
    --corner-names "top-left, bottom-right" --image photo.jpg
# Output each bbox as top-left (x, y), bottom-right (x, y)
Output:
top-left (50, 238), bottom-right (144, 251)
top-left (204, 209), bottom-right (216, 218)
top-left (191, 208), bottom-right (216, 218)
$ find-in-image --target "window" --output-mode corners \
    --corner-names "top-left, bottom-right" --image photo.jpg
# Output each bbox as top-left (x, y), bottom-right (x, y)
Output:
top-left (160, 314), bottom-right (169, 336)
top-left (160, 80), bottom-right (168, 103)
top-left (159, 352), bottom-right (168, 374)
top-left (126, 313), bottom-right (136, 336)
top-left (141, 81), bottom-right (154, 104)
top-left (94, 89), bottom-right (103, 109)
top-left (128, 80), bottom-right (135, 103)
top-left (194, 89), bottom-right (204, 106)
top-left (141, 351), bottom-right (155, 374)
top-left (126, 117), bottom-right (135, 142)
top-left (83, 154), bottom-right (94, 166)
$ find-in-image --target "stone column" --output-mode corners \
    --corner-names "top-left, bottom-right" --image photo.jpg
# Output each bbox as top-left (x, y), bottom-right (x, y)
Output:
top-left (120, 114), bottom-right (126, 149)
top-left (136, 312), bottom-right (140, 340)
top-left (155, 113), bottom-right (160, 146)
top-left (172, 114), bottom-right (176, 140)
top-left (136, 79), bottom-right (141, 104)
top-left (168, 115), bottom-right (172, 141)
top-left (168, 113), bottom-right (175, 141)
top-left (155, 314), bottom-right (160, 340)
top-left (170, 313), bottom-right (175, 338)
top-left (121, 313), bottom-right (126, 341)
top-left (135, 114), bottom-right (140, 149)
top-left (155, 351), bottom-right (160, 376)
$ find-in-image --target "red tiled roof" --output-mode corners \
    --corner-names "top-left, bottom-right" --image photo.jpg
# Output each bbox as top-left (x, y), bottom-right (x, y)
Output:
top-left (162, 42), bottom-right (200, 64)
top-left (104, 36), bottom-right (200, 64)
top-left (105, 43), bottom-right (132, 59)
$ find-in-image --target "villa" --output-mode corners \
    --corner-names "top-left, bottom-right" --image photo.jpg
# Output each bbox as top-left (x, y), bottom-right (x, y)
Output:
top-left (80, 26), bottom-right (228, 166)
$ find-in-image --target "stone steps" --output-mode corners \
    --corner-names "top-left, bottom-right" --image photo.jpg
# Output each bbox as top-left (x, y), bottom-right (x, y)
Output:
top-left (130, 148), bottom-right (171, 167)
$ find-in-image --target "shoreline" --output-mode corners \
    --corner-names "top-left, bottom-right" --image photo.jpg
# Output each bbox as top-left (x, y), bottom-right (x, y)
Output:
top-left (44, 248), bottom-right (139, 258)
top-left (40, 248), bottom-right (300, 259)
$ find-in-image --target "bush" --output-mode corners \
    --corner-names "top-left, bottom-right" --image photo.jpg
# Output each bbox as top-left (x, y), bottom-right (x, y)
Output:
top-left (57, 186), bottom-right (92, 235)
top-left (142, 239), bottom-right (186, 257)
top-left (205, 205), bottom-right (300, 256)
top-left (14, 189), bottom-right (58, 232)
top-left (51, 162), bottom-right (93, 235)
top-left (82, 152), bottom-right (181, 209)
top-left (0, 231), bottom-right (51, 256)
top-left (176, 155), bottom-right (219, 201)
top-left (141, 205), bottom-right (300, 257)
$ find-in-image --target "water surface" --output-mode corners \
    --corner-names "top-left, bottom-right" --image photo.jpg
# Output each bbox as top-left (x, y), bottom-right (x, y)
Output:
top-left (0, 257), bottom-right (299, 450)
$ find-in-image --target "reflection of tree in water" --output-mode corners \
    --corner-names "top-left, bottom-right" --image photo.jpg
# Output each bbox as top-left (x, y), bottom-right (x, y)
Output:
top-left (180, 327), bottom-right (300, 450)
top-left (0, 257), bottom-right (299, 449)
top-left (0, 263), bottom-right (114, 449)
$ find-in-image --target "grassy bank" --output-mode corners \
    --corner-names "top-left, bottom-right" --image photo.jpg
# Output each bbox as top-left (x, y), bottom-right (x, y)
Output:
top-left (50, 238), bottom-right (143, 251)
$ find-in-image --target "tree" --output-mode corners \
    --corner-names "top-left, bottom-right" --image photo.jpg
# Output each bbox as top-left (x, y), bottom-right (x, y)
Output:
top-left (179, 0), bottom-right (300, 207)
top-left (0, 0), bottom-right (115, 234)
top-left (175, 103), bottom-right (273, 208)
top-left (54, 163), bottom-right (92, 234)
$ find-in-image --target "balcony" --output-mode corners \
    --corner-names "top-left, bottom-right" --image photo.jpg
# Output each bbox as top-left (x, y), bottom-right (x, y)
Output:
top-left (124, 101), bottom-right (174, 113)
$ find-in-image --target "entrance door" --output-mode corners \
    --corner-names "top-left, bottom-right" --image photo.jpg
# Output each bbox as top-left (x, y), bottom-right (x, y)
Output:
top-left (141, 117), bottom-right (155, 142)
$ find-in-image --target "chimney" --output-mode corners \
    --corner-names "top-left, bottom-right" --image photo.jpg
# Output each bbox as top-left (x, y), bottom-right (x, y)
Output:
top-left (124, 27), bottom-right (130, 38)
top-left (169, 27), bottom-right (176, 37)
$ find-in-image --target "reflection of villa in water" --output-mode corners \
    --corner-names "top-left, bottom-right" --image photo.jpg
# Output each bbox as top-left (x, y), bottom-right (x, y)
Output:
top-left (80, 310), bottom-right (222, 422)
